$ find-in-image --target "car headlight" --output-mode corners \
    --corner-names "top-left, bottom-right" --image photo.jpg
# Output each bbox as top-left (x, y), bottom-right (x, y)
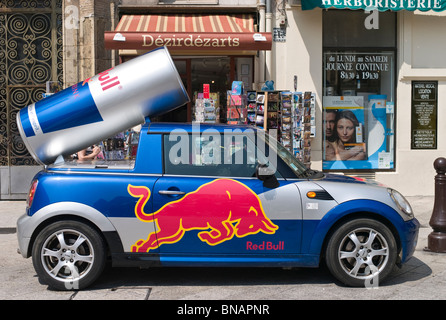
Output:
top-left (388, 188), bottom-right (414, 219)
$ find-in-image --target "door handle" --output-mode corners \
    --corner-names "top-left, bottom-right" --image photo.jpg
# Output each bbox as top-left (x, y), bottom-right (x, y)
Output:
top-left (158, 190), bottom-right (186, 195)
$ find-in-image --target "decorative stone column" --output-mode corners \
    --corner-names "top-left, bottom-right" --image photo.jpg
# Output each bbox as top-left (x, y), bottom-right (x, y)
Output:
top-left (62, 0), bottom-right (118, 88)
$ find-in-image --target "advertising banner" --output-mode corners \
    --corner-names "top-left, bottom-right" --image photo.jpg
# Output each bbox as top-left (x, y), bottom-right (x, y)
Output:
top-left (323, 96), bottom-right (367, 169)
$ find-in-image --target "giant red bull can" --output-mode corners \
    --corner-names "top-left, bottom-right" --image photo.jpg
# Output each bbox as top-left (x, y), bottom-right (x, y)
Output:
top-left (17, 47), bottom-right (189, 165)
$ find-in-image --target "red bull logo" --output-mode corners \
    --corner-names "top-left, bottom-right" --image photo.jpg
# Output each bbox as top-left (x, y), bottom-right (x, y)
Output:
top-left (81, 67), bottom-right (121, 91)
top-left (128, 179), bottom-right (278, 252)
top-left (97, 67), bottom-right (121, 91)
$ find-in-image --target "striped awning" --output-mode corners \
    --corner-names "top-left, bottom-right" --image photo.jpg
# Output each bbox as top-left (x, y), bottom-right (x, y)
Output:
top-left (116, 14), bottom-right (256, 33)
top-left (105, 14), bottom-right (272, 53)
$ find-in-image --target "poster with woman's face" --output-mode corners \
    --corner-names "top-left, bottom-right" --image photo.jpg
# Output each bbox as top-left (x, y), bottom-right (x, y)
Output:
top-left (323, 96), bottom-right (368, 167)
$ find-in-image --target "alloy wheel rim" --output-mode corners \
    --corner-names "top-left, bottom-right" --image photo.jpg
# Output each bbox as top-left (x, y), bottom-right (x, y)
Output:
top-left (40, 229), bottom-right (95, 283)
top-left (338, 227), bottom-right (389, 279)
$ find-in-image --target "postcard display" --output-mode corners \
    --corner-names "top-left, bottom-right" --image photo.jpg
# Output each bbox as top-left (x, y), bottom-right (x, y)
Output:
top-left (226, 92), bottom-right (247, 124)
top-left (226, 81), bottom-right (247, 124)
top-left (198, 86), bottom-right (316, 166)
top-left (252, 91), bottom-right (316, 167)
top-left (194, 92), bottom-right (220, 123)
top-left (286, 92), bottom-right (315, 167)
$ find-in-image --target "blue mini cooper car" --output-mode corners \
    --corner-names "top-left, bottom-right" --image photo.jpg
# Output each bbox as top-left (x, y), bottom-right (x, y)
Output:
top-left (17, 122), bottom-right (420, 290)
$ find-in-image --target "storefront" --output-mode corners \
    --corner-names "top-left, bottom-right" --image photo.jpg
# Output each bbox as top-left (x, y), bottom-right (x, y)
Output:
top-left (322, 10), bottom-right (397, 171)
top-left (271, 2), bottom-right (446, 196)
top-left (105, 14), bottom-right (272, 122)
top-left (101, 3), bottom-right (446, 196)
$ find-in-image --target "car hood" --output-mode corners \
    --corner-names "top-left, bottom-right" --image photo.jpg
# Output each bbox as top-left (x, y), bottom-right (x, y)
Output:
top-left (319, 173), bottom-right (386, 187)
top-left (311, 173), bottom-right (401, 215)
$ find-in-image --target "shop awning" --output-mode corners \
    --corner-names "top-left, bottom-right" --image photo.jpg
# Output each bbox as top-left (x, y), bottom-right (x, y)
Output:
top-left (104, 14), bottom-right (272, 53)
top-left (302, 0), bottom-right (446, 11)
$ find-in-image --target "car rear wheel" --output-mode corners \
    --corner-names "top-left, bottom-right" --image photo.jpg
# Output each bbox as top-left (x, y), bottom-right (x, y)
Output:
top-left (325, 218), bottom-right (397, 287)
top-left (32, 220), bottom-right (106, 291)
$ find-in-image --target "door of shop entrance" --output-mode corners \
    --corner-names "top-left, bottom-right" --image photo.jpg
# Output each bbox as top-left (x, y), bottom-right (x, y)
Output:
top-left (169, 57), bottom-right (231, 123)
top-left (139, 56), bottom-right (253, 123)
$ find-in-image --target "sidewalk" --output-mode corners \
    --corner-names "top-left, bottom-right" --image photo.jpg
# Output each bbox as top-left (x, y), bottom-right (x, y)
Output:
top-left (0, 200), bottom-right (26, 231)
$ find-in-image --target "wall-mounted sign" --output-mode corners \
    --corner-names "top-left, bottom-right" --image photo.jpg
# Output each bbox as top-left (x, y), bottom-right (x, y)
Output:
top-left (302, 0), bottom-right (446, 12)
top-left (105, 32), bottom-right (273, 51)
top-left (324, 52), bottom-right (392, 82)
top-left (273, 28), bottom-right (286, 42)
top-left (411, 81), bottom-right (437, 149)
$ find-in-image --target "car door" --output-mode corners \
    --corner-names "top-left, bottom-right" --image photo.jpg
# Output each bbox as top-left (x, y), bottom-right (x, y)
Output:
top-left (142, 129), bottom-right (303, 256)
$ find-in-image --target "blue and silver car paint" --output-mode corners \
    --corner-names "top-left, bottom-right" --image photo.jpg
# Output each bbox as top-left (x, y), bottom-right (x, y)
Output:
top-left (17, 123), bottom-right (419, 269)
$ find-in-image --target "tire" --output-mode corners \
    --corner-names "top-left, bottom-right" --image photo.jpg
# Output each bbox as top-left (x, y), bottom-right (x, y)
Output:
top-left (325, 218), bottom-right (397, 287)
top-left (32, 220), bottom-right (107, 291)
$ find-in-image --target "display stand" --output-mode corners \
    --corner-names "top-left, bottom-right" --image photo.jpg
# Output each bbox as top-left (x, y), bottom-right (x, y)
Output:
top-left (266, 91), bottom-right (280, 130)
top-left (223, 85), bottom-right (316, 167)
top-left (255, 92), bottom-right (265, 128)
top-left (280, 92), bottom-right (293, 151)
top-left (226, 91), bottom-right (247, 124)
top-left (103, 133), bottom-right (125, 160)
top-left (226, 81), bottom-right (248, 124)
top-left (193, 92), bottom-right (220, 123)
top-left (246, 91), bottom-right (257, 125)
top-left (252, 90), bottom-right (315, 166)
top-left (289, 91), bottom-right (315, 167)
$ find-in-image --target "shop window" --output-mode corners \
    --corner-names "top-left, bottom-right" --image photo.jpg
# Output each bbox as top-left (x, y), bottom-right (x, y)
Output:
top-left (322, 10), bottom-right (396, 171)
top-left (235, 57), bottom-right (253, 91)
top-left (191, 57), bottom-right (230, 98)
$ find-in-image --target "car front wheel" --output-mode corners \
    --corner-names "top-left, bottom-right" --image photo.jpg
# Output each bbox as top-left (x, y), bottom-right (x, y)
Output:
top-left (325, 218), bottom-right (397, 287)
top-left (32, 220), bottom-right (106, 290)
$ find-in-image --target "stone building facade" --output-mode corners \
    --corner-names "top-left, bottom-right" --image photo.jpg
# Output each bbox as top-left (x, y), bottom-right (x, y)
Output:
top-left (1, 0), bottom-right (445, 198)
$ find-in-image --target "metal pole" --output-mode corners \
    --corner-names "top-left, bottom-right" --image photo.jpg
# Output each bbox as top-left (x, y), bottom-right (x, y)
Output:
top-left (426, 157), bottom-right (446, 253)
top-left (265, 0), bottom-right (272, 80)
top-left (257, 0), bottom-right (266, 87)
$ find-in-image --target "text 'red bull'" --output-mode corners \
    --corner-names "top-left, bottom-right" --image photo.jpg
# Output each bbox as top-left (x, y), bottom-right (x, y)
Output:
top-left (82, 67), bottom-right (121, 91)
top-left (98, 68), bottom-right (120, 91)
top-left (128, 179), bottom-right (279, 252)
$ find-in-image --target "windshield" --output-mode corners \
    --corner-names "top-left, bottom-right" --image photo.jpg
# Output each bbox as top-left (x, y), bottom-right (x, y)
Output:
top-left (257, 130), bottom-right (310, 178)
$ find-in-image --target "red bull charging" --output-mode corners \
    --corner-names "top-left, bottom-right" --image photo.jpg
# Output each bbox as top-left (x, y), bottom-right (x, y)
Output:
top-left (128, 179), bottom-right (279, 252)
top-left (17, 47), bottom-right (189, 165)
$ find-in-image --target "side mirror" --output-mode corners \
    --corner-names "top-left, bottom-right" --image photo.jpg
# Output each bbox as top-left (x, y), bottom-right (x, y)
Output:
top-left (256, 164), bottom-right (279, 189)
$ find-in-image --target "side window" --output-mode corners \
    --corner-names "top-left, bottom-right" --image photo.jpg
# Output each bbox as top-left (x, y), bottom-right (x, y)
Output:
top-left (163, 132), bottom-right (278, 177)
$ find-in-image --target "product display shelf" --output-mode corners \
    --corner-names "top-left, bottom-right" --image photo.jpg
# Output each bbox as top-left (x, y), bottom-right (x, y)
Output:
top-left (291, 92), bottom-right (315, 167)
top-left (224, 88), bottom-right (316, 168)
top-left (226, 91), bottom-right (247, 124)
